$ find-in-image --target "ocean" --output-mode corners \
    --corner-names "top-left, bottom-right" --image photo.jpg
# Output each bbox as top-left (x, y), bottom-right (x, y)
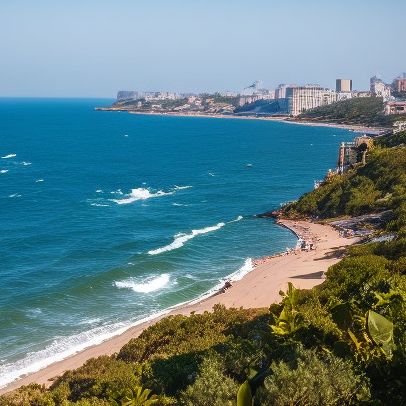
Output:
top-left (0, 98), bottom-right (355, 387)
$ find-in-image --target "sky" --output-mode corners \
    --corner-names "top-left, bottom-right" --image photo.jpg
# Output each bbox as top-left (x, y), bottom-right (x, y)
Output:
top-left (1, 0), bottom-right (405, 98)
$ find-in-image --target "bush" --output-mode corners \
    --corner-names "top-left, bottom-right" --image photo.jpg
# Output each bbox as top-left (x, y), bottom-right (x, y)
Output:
top-left (179, 354), bottom-right (238, 406)
top-left (318, 255), bottom-right (390, 309)
top-left (0, 384), bottom-right (55, 406)
top-left (255, 349), bottom-right (370, 405)
top-left (118, 306), bottom-right (265, 364)
top-left (50, 355), bottom-right (139, 402)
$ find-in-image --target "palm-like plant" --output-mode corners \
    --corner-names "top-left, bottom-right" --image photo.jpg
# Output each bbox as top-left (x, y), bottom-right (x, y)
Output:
top-left (121, 386), bottom-right (159, 406)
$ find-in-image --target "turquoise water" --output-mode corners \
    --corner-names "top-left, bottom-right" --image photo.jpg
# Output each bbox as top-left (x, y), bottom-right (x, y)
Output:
top-left (0, 98), bottom-right (354, 386)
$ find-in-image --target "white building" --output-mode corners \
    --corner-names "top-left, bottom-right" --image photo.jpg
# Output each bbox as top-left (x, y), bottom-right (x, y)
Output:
top-left (275, 84), bottom-right (297, 99)
top-left (370, 76), bottom-right (391, 101)
top-left (286, 85), bottom-right (337, 116)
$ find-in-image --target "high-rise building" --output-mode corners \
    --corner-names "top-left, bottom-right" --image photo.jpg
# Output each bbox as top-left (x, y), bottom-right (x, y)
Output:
top-left (336, 79), bottom-right (352, 92)
top-left (275, 84), bottom-right (296, 99)
top-left (286, 85), bottom-right (337, 116)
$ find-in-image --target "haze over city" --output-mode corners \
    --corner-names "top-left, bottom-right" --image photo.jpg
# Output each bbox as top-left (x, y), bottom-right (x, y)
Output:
top-left (1, 0), bottom-right (405, 97)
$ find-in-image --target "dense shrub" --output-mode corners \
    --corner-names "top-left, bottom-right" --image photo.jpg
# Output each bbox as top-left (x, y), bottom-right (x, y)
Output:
top-left (0, 384), bottom-right (56, 406)
top-left (118, 306), bottom-right (266, 364)
top-left (50, 355), bottom-right (139, 402)
top-left (255, 349), bottom-right (370, 406)
top-left (179, 354), bottom-right (238, 406)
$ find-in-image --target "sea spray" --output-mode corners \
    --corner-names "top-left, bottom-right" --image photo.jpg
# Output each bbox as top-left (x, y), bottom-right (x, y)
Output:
top-left (111, 185), bottom-right (193, 205)
top-left (114, 274), bottom-right (171, 293)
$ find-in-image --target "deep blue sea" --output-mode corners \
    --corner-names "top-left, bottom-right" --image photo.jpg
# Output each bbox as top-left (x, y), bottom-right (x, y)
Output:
top-left (0, 98), bottom-right (355, 386)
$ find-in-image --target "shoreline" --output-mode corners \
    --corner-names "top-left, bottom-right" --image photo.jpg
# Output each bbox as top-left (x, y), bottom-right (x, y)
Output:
top-left (1, 219), bottom-right (359, 394)
top-left (96, 108), bottom-right (388, 134)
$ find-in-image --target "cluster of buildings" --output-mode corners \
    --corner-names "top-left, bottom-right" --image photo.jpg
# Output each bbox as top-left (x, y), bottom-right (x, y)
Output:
top-left (116, 72), bottom-right (406, 117)
top-left (117, 90), bottom-right (193, 102)
top-left (238, 74), bottom-right (406, 116)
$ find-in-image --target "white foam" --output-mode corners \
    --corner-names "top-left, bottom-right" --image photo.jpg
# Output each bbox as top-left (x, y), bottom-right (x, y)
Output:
top-left (148, 222), bottom-right (225, 255)
top-left (9, 194), bottom-right (21, 198)
top-left (21, 161), bottom-right (31, 166)
top-left (114, 274), bottom-right (170, 293)
top-left (35, 179), bottom-right (44, 183)
top-left (184, 258), bottom-right (254, 306)
top-left (90, 203), bottom-right (109, 207)
top-left (173, 185), bottom-right (192, 190)
top-left (230, 215), bottom-right (243, 223)
top-left (95, 189), bottom-right (103, 193)
top-left (0, 309), bottom-right (172, 389)
top-left (208, 172), bottom-right (215, 177)
top-left (172, 203), bottom-right (188, 207)
top-left (78, 317), bottom-right (102, 326)
top-left (112, 188), bottom-right (173, 205)
top-left (1, 154), bottom-right (16, 159)
top-left (0, 170), bottom-right (8, 174)
top-left (0, 257), bottom-right (255, 389)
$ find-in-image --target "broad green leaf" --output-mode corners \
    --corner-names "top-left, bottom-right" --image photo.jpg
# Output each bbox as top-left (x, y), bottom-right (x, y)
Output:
top-left (237, 380), bottom-right (252, 406)
top-left (367, 310), bottom-right (395, 357)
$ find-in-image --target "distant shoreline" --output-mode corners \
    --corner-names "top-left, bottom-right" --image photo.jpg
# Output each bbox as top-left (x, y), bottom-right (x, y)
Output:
top-left (95, 107), bottom-right (387, 134)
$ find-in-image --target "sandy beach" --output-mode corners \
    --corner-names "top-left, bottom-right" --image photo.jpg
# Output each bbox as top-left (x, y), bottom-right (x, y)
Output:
top-left (96, 108), bottom-right (388, 134)
top-left (1, 219), bottom-right (359, 394)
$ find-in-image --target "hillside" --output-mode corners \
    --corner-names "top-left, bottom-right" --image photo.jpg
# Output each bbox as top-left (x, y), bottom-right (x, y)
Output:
top-left (282, 131), bottom-right (406, 227)
top-left (296, 97), bottom-right (397, 127)
top-left (2, 134), bottom-right (406, 405)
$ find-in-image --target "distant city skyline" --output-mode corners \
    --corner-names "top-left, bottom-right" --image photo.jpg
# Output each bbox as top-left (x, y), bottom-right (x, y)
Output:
top-left (1, 0), bottom-right (405, 97)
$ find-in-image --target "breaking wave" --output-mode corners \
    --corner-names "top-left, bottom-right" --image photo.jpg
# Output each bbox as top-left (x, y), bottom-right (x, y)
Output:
top-left (111, 187), bottom-right (172, 205)
top-left (0, 170), bottom-right (8, 174)
top-left (148, 222), bottom-right (226, 255)
top-left (148, 216), bottom-right (242, 255)
top-left (114, 274), bottom-right (170, 293)
top-left (1, 153), bottom-right (16, 159)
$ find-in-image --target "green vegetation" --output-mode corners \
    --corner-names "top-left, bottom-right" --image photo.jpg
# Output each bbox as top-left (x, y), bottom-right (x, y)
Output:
top-left (2, 132), bottom-right (406, 405)
top-left (283, 131), bottom-right (406, 222)
top-left (297, 97), bottom-right (399, 127)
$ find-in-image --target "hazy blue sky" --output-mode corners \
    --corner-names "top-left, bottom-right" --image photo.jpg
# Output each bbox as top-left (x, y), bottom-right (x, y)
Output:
top-left (1, 0), bottom-right (405, 97)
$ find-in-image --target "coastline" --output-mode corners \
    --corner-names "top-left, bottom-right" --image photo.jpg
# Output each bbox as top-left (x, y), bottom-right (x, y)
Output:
top-left (96, 108), bottom-right (388, 133)
top-left (1, 219), bottom-right (359, 394)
